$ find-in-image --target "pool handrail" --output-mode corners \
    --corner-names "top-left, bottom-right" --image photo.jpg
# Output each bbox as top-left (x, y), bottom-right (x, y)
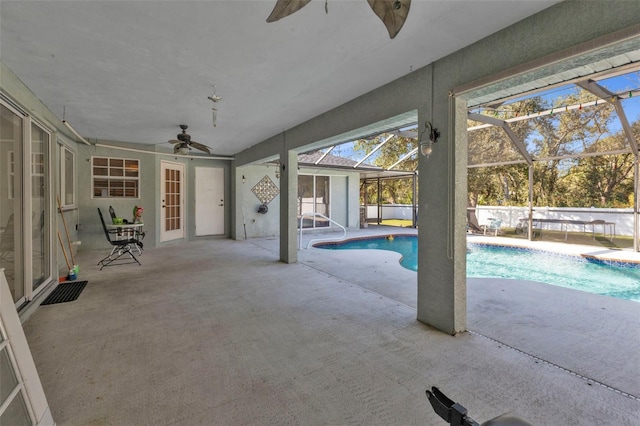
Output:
top-left (299, 212), bottom-right (347, 249)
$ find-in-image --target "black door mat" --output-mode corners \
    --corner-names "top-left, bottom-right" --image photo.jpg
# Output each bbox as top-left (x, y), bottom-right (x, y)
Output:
top-left (41, 281), bottom-right (88, 305)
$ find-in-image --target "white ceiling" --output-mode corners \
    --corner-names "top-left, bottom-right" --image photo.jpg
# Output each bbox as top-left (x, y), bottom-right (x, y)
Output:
top-left (1, 1), bottom-right (559, 156)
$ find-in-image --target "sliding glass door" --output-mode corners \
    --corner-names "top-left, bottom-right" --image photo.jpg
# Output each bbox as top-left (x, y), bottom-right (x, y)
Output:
top-left (0, 104), bottom-right (24, 304)
top-left (0, 99), bottom-right (52, 307)
top-left (297, 175), bottom-right (330, 228)
top-left (30, 123), bottom-right (50, 293)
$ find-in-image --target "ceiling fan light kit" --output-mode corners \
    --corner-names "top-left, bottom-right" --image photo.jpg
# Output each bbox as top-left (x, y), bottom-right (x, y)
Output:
top-left (267, 0), bottom-right (411, 39)
top-left (168, 124), bottom-right (211, 155)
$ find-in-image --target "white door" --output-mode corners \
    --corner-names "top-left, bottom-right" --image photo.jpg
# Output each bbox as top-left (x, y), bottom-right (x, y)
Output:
top-left (160, 161), bottom-right (185, 242)
top-left (195, 167), bottom-right (224, 236)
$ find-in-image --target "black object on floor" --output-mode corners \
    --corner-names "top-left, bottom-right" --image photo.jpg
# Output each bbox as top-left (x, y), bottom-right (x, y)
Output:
top-left (41, 281), bottom-right (88, 305)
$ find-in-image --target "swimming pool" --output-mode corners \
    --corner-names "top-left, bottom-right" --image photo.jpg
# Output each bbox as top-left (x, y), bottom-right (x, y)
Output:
top-left (315, 235), bottom-right (640, 302)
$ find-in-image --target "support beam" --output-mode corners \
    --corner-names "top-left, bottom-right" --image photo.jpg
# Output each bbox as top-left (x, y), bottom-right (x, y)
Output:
top-left (355, 135), bottom-right (394, 168)
top-left (388, 147), bottom-right (418, 170)
top-left (315, 146), bottom-right (334, 165)
top-left (468, 113), bottom-right (533, 165)
top-left (576, 79), bottom-right (639, 156)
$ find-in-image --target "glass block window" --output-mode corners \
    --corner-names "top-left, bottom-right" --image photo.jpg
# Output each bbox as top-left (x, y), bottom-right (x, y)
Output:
top-left (92, 156), bottom-right (139, 198)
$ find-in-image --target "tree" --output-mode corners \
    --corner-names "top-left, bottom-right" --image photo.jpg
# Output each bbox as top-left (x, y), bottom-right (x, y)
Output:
top-left (355, 134), bottom-right (417, 205)
top-left (466, 89), bottom-right (636, 208)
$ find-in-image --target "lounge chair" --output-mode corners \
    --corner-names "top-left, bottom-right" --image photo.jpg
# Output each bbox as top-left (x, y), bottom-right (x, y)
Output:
top-left (482, 218), bottom-right (502, 236)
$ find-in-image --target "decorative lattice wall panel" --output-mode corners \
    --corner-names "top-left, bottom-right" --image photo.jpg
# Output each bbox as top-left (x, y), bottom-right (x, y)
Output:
top-left (252, 176), bottom-right (280, 204)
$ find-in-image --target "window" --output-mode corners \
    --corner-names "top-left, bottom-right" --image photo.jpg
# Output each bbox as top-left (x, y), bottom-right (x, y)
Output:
top-left (297, 175), bottom-right (330, 228)
top-left (92, 156), bottom-right (139, 198)
top-left (60, 144), bottom-right (75, 207)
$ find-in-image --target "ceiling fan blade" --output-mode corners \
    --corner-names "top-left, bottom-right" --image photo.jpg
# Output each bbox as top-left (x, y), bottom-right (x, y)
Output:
top-left (367, 0), bottom-right (411, 39)
top-left (189, 141), bottom-right (211, 154)
top-left (266, 0), bottom-right (312, 23)
top-left (168, 139), bottom-right (181, 144)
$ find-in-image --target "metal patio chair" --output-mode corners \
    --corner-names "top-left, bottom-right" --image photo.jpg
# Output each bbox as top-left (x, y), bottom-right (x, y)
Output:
top-left (97, 208), bottom-right (141, 270)
top-left (108, 205), bottom-right (144, 253)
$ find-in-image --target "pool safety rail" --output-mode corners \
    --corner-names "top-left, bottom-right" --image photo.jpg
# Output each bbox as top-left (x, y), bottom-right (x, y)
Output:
top-left (299, 212), bottom-right (347, 249)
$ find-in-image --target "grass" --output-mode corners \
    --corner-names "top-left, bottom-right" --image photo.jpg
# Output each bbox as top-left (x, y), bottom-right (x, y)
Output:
top-left (499, 228), bottom-right (634, 250)
top-left (375, 219), bottom-right (634, 250)
top-left (378, 219), bottom-right (415, 227)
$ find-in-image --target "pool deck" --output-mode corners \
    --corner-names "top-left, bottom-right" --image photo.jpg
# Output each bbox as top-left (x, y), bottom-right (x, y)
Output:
top-left (22, 226), bottom-right (640, 425)
top-left (467, 233), bottom-right (640, 265)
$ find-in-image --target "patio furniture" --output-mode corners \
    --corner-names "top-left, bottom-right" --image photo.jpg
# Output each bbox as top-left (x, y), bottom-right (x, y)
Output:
top-left (426, 386), bottom-right (532, 426)
top-left (108, 205), bottom-right (145, 252)
top-left (517, 217), bottom-right (615, 241)
top-left (482, 218), bottom-right (502, 236)
top-left (97, 208), bottom-right (141, 270)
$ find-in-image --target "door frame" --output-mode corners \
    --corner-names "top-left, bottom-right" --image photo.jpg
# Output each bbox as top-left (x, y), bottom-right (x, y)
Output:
top-left (160, 160), bottom-right (185, 242)
top-left (195, 167), bottom-right (225, 236)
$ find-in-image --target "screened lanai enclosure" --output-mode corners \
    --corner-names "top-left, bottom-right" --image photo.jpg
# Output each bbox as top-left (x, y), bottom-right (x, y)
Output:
top-left (294, 66), bottom-right (640, 249)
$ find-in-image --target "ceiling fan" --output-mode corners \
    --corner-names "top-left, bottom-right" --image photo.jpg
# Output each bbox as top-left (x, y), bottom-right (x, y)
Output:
top-left (266, 0), bottom-right (411, 39)
top-left (169, 125), bottom-right (211, 154)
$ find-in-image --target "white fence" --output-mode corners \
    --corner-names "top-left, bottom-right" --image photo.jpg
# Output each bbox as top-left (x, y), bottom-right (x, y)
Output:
top-left (365, 204), bottom-right (415, 221)
top-left (364, 204), bottom-right (636, 236)
top-left (474, 206), bottom-right (635, 236)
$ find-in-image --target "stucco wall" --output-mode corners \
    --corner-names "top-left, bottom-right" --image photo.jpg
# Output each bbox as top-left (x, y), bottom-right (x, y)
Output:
top-left (74, 142), bottom-right (232, 251)
top-left (235, 164), bottom-right (361, 239)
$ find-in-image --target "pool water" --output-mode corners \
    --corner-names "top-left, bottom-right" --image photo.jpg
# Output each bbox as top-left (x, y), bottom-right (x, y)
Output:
top-left (316, 235), bottom-right (640, 302)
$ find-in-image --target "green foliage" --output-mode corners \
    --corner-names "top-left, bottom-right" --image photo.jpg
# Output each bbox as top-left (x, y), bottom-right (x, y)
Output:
top-left (355, 89), bottom-right (637, 209)
top-left (468, 89), bottom-right (636, 208)
top-left (357, 134), bottom-right (417, 205)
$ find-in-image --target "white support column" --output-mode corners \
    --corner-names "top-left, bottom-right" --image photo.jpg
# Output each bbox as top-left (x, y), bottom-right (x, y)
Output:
top-left (279, 149), bottom-right (298, 264)
top-left (417, 68), bottom-right (468, 335)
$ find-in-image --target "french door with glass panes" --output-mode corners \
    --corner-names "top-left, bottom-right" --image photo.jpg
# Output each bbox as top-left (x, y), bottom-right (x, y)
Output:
top-left (160, 161), bottom-right (185, 242)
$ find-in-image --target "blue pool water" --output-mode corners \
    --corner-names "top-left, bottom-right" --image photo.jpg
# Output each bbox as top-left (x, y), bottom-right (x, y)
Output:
top-left (316, 235), bottom-right (640, 302)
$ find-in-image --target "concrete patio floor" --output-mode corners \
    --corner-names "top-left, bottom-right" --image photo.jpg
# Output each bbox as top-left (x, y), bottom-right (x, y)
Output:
top-left (23, 227), bottom-right (640, 425)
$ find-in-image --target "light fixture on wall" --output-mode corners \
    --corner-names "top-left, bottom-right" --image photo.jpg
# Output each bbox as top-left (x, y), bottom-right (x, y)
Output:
top-left (419, 121), bottom-right (440, 158)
